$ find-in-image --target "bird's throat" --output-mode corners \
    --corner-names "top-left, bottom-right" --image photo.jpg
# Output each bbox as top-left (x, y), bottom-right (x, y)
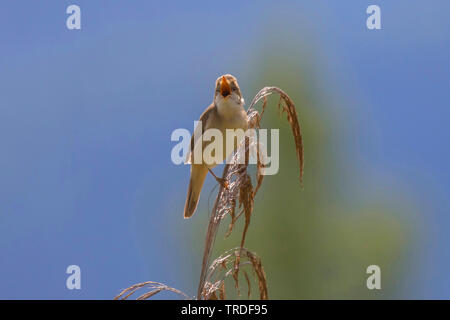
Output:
top-left (216, 98), bottom-right (243, 119)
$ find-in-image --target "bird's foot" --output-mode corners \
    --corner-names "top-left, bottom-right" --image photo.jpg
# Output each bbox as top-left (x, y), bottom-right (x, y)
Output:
top-left (208, 169), bottom-right (229, 189)
top-left (215, 177), bottom-right (229, 190)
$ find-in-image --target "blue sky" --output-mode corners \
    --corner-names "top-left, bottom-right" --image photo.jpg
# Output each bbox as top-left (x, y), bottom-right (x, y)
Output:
top-left (0, 1), bottom-right (449, 298)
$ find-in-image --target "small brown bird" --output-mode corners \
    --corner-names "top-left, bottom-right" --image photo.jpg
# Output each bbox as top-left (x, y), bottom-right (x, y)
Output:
top-left (183, 74), bottom-right (248, 219)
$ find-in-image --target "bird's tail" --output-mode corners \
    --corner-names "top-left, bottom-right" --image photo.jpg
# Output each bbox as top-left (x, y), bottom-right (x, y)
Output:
top-left (183, 165), bottom-right (208, 219)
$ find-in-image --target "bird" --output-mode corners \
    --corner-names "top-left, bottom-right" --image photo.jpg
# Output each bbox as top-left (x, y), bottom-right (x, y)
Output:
top-left (183, 74), bottom-right (248, 219)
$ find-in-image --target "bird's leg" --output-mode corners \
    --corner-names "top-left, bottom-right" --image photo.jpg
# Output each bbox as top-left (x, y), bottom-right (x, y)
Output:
top-left (208, 168), bottom-right (229, 189)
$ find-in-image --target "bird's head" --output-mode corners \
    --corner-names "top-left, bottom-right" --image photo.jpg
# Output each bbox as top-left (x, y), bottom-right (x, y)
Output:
top-left (214, 74), bottom-right (244, 107)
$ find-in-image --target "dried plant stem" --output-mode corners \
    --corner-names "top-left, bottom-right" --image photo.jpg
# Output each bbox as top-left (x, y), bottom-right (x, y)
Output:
top-left (197, 164), bottom-right (231, 298)
top-left (197, 86), bottom-right (304, 299)
top-left (114, 281), bottom-right (191, 300)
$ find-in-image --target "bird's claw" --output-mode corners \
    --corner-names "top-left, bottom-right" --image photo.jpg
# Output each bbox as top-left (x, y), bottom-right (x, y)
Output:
top-left (208, 168), bottom-right (229, 189)
top-left (216, 177), bottom-right (229, 190)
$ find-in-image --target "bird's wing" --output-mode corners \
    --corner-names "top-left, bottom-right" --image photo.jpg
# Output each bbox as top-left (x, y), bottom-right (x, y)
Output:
top-left (185, 103), bottom-right (216, 164)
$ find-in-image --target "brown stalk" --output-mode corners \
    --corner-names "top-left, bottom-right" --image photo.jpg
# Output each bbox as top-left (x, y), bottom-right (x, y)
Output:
top-left (114, 281), bottom-right (191, 300)
top-left (197, 86), bottom-right (303, 299)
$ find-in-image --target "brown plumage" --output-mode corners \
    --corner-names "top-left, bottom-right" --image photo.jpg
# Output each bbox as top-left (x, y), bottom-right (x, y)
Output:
top-left (184, 75), bottom-right (248, 218)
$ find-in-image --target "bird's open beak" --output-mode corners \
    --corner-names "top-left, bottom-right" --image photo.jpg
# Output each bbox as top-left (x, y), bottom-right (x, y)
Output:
top-left (220, 76), bottom-right (231, 97)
